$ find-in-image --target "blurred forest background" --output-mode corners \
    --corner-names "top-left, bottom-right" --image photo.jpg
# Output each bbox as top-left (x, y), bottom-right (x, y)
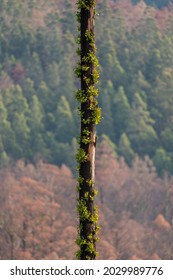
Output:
top-left (1, 0), bottom-right (173, 259)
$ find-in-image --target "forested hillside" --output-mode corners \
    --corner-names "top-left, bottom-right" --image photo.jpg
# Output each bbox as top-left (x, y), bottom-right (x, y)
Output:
top-left (1, 140), bottom-right (173, 260)
top-left (0, 0), bottom-right (78, 170)
top-left (0, 0), bottom-right (173, 175)
top-left (132, 0), bottom-right (173, 8)
top-left (1, 0), bottom-right (173, 260)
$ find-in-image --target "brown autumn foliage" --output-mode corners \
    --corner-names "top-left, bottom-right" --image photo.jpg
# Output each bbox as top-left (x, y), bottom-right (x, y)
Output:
top-left (1, 138), bottom-right (173, 259)
top-left (112, 0), bottom-right (173, 30)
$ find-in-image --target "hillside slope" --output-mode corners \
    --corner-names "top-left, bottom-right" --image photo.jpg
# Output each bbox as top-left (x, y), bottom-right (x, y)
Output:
top-left (0, 0), bottom-right (173, 175)
top-left (1, 138), bottom-right (173, 259)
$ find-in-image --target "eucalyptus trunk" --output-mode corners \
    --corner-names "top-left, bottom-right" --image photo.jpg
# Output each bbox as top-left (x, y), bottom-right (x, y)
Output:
top-left (76, 0), bottom-right (101, 260)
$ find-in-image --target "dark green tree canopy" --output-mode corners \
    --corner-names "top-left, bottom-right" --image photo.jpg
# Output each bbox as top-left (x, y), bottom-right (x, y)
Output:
top-left (0, 0), bottom-right (172, 175)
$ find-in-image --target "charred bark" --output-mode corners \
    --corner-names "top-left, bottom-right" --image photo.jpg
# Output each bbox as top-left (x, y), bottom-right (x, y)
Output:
top-left (76, 1), bottom-right (100, 260)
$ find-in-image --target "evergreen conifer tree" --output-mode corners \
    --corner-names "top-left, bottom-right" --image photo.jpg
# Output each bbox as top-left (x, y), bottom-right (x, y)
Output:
top-left (127, 93), bottom-right (158, 156)
top-left (119, 133), bottom-right (135, 165)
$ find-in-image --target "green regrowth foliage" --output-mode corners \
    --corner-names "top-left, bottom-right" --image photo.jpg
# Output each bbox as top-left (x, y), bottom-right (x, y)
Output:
top-left (75, 0), bottom-right (101, 260)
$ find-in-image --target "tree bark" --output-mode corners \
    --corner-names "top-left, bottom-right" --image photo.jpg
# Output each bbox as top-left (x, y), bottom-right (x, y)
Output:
top-left (77, 0), bottom-right (99, 260)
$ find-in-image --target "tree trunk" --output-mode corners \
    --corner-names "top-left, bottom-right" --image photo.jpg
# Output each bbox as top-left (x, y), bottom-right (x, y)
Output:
top-left (76, 0), bottom-right (100, 260)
